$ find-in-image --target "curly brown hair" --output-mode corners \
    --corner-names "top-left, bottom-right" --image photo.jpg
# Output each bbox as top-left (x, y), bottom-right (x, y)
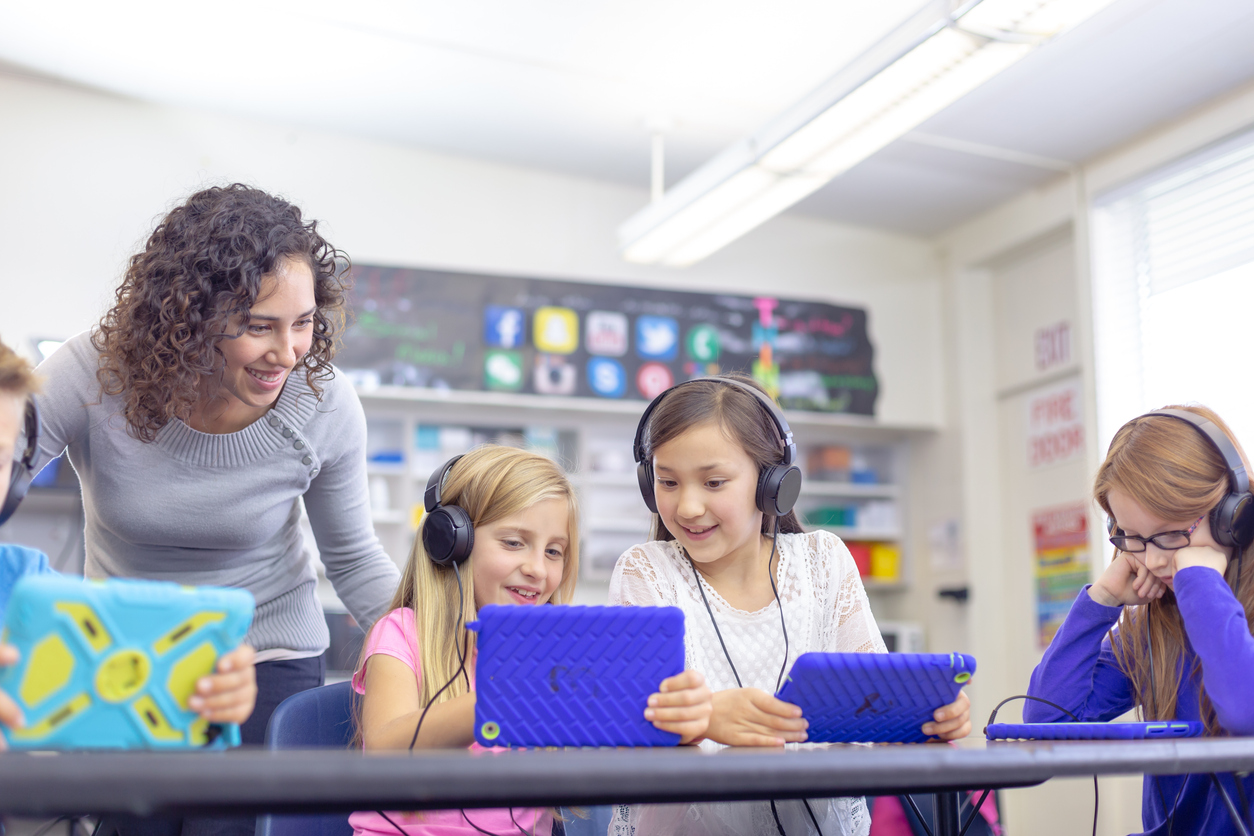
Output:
top-left (93, 184), bottom-right (350, 442)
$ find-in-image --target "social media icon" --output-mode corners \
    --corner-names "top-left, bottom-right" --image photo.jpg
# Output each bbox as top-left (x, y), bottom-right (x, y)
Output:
top-left (484, 306), bottom-right (525, 349)
top-left (586, 311), bottom-right (628, 357)
top-left (636, 316), bottom-right (679, 360)
top-left (587, 358), bottom-right (626, 398)
top-left (534, 354), bottom-right (577, 395)
top-left (484, 350), bottom-right (523, 391)
top-left (636, 362), bottom-right (674, 399)
top-left (686, 324), bottom-right (721, 363)
top-left (534, 307), bottom-right (579, 354)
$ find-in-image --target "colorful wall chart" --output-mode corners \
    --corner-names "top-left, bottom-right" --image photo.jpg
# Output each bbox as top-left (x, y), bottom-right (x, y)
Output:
top-left (1032, 503), bottom-right (1092, 648)
top-left (335, 265), bottom-right (879, 414)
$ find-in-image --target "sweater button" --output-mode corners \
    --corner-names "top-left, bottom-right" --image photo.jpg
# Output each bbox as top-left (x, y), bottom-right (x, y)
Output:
top-left (267, 416), bottom-right (280, 427)
top-left (282, 429), bottom-right (293, 438)
top-left (302, 455), bottom-right (312, 465)
top-left (310, 469), bottom-right (319, 477)
top-left (294, 440), bottom-right (304, 450)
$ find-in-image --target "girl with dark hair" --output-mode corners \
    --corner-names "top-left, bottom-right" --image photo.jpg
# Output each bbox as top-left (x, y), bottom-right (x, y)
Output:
top-left (32, 185), bottom-right (400, 835)
top-left (608, 374), bottom-right (970, 836)
top-left (1027, 405), bottom-right (1254, 835)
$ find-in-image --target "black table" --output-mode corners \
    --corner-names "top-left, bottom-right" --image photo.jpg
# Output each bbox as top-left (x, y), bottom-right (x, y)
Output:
top-left (4, 738), bottom-right (1254, 835)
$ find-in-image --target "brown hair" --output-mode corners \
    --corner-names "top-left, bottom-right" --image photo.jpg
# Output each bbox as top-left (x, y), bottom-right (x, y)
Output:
top-left (639, 372), bottom-right (804, 541)
top-left (0, 339), bottom-right (40, 398)
top-left (1096, 404), bottom-right (1254, 736)
top-left (93, 184), bottom-right (349, 442)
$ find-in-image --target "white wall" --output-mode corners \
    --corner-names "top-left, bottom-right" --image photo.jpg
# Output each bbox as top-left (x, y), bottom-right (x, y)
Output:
top-left (0, 68), bottom-right (946, 429)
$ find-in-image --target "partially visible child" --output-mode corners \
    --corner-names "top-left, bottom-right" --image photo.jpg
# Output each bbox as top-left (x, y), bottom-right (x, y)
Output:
top-left (1027, 406), bottom-right (1254, 835)
top-left (350, 445), bottom-right (712, 836)
top-left (610, 375), bottom-right (971, 836)
top-left (0, 338), bottom-right (257, 746)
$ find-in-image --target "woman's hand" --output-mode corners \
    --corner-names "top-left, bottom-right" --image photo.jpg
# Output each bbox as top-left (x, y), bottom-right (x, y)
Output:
top-left (703, 688), bottom-right (808, 747)
top-left (1174, 545), bottom-right (1229, 576)
top-left (188, 644), bottom-right (258, 725)
top-left (644, 669), bottom-right (712, 744)
top-left (922, 689), bottom-right (970, 740)
top-left (0, 643), bottom-right (23, 749)
top-left (1090, 552), bottom-right (1165, 607)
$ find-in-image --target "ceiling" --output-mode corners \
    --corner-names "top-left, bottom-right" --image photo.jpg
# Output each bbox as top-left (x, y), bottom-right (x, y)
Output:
top-left (1, 0), bottom-right (1253, 237)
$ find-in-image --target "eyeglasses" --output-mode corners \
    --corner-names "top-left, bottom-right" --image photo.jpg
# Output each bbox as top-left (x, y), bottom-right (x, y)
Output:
top-left (1108, 515), bottom-right (1205, 553)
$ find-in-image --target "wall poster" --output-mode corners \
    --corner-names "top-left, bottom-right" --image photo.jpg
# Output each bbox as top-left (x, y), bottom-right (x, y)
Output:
top-left (335, 264), bottom-right (878, 414)
top-left (1033, 503), bottom-right (1092, 648)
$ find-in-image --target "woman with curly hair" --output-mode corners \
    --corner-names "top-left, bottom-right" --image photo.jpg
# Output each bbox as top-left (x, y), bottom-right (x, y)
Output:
top-left (32, 184), bottom-right (400, 834)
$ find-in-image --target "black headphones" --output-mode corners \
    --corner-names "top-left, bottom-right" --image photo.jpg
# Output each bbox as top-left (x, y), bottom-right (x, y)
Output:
top-left (421, 455), bottom-right (475, 567)
top-left (1, 397), bottom-right (39, 527)
top-left (633, 376), bottom-right (802, 518)
top-left (1113, 408), bottom-right (1254, 550)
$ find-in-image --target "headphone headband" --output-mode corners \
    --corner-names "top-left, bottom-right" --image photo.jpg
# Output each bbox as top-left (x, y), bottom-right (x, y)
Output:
top-left (424, 454), bottom-right (464, 513)
top-left (1147, 409), bottom-right (1249, 494)
top-left (632, 376), bottom-right (796, 467)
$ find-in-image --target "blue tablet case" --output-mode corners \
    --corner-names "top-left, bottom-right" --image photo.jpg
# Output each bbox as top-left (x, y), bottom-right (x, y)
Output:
top-left (985, 721), bottom-right (1203, 740)
top-left (468, 605), bottom-right (685, 748)
top-left (0, 575), bottom-right (254, 749)
top-left (774, 651), bottom-right (976, 743)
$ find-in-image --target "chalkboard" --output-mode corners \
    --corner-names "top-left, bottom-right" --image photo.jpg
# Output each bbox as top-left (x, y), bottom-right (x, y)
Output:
top-left (336, 265), bottom-right (878, 415)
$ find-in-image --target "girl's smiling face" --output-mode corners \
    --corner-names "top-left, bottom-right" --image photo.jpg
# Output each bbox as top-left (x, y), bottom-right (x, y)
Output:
top-left (471, 497), bottom-right (570, 609)
top-left (652, 421), bottom-right (765, 571)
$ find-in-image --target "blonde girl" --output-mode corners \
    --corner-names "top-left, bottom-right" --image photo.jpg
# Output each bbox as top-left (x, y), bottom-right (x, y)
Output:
top-left (1027, 406), bottom-right (1254, 835)
top-left (609, 374), bottom-right (971, 836)
top-left (351, 445), bottom-right (710, 836)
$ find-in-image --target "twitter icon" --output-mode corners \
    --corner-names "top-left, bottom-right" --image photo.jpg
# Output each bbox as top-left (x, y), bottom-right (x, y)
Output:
top-left (636, 316), bottom-right (679, 360)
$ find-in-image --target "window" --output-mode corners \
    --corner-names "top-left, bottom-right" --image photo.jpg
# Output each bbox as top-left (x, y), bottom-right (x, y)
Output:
top-left (1091, 127), bottom-right (1254, 449)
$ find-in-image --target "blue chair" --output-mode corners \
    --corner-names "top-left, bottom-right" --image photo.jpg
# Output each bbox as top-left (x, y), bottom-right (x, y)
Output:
top-left (254, 680), bottom-right (356, 836)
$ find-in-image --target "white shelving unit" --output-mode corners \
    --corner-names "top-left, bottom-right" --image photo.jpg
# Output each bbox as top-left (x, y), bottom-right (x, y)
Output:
top-left (349, 385), bottom-right (929, 608)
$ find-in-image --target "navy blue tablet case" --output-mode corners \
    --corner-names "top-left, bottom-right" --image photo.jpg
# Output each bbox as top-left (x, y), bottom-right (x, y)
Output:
top-left (985, 721), bottom-right (1203, 740)
top-left (774, 651), bottom-right (976, 743)
top-left (468, 605), bottom-right (684, 748)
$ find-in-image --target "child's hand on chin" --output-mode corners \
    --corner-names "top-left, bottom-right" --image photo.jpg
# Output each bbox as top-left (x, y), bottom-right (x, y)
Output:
top-left (645, 670), bottom-right (713, 744)
top-left (704, 688), bottom-right (809, 747)
top-left (1174, 545), bottom-right (1229, 576)
top-left (0, 643), bottom-right (24, 749)
top-left (922, 690), bottom-right (971, 741)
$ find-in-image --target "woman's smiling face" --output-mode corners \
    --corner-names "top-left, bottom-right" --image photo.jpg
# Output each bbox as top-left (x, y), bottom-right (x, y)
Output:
top-left (471, 497), bottom-right (571, 609)
top-left (194, 256), bottom-right (316, 433)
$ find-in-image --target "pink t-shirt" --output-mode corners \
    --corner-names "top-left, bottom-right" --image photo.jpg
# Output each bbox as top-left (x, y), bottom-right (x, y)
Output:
top-left (349, 607), bottom-right (552, 836)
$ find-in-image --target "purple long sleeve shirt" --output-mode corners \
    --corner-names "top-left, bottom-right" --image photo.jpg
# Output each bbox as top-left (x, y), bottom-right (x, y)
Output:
top-left (1026, 566), bottom-right (1254, 835)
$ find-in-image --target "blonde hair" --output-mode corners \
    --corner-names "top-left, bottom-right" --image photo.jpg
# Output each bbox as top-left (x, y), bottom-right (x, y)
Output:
top-left (1096, 405), bottom-right (1254, 735)
top-left (371, 445), bottom-right (580, 709)
top-left (0, 338), bottom-right (40, 399)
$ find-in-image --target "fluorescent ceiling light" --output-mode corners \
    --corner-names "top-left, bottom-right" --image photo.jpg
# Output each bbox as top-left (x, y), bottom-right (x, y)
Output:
top-left (619, 0), bottom-right (1120, 267)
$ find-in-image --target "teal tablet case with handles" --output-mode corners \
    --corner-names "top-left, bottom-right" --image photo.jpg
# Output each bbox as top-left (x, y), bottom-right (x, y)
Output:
top-left (0, 575), bottom-right (254, 749)
top-left (468, 604), bottom-right (685, 748)
top-left (775, 651), bottom-right (976, 743)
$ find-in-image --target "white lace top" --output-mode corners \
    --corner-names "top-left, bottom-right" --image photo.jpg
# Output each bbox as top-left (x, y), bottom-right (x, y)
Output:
top-left (606, 530), bottom-right (885, 836)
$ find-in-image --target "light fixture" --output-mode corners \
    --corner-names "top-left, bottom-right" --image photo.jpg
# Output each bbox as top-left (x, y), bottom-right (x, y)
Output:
top-left (618, 0), bottom-right (1120, 267)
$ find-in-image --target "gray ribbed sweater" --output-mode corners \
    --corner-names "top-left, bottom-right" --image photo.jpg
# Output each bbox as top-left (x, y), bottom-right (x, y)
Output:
top-left (33, 331), bottom-right (400, 655)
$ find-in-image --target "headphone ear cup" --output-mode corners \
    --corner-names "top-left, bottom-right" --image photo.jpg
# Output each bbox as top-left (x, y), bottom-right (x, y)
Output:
top-left (1215, 493), bottom-right (1254, 550)
top-left (637, 462), bottom-right (658, 514)
top-left (757, 465), bottom-right (802, 517)
top-left (0, 466), bottom-right (32, 527)
top-left (422, 505), bottom-right (475, 567)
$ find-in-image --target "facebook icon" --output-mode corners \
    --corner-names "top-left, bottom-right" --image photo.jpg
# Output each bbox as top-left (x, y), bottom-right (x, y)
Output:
top-left (484, 306), bottom-right (525, 349)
